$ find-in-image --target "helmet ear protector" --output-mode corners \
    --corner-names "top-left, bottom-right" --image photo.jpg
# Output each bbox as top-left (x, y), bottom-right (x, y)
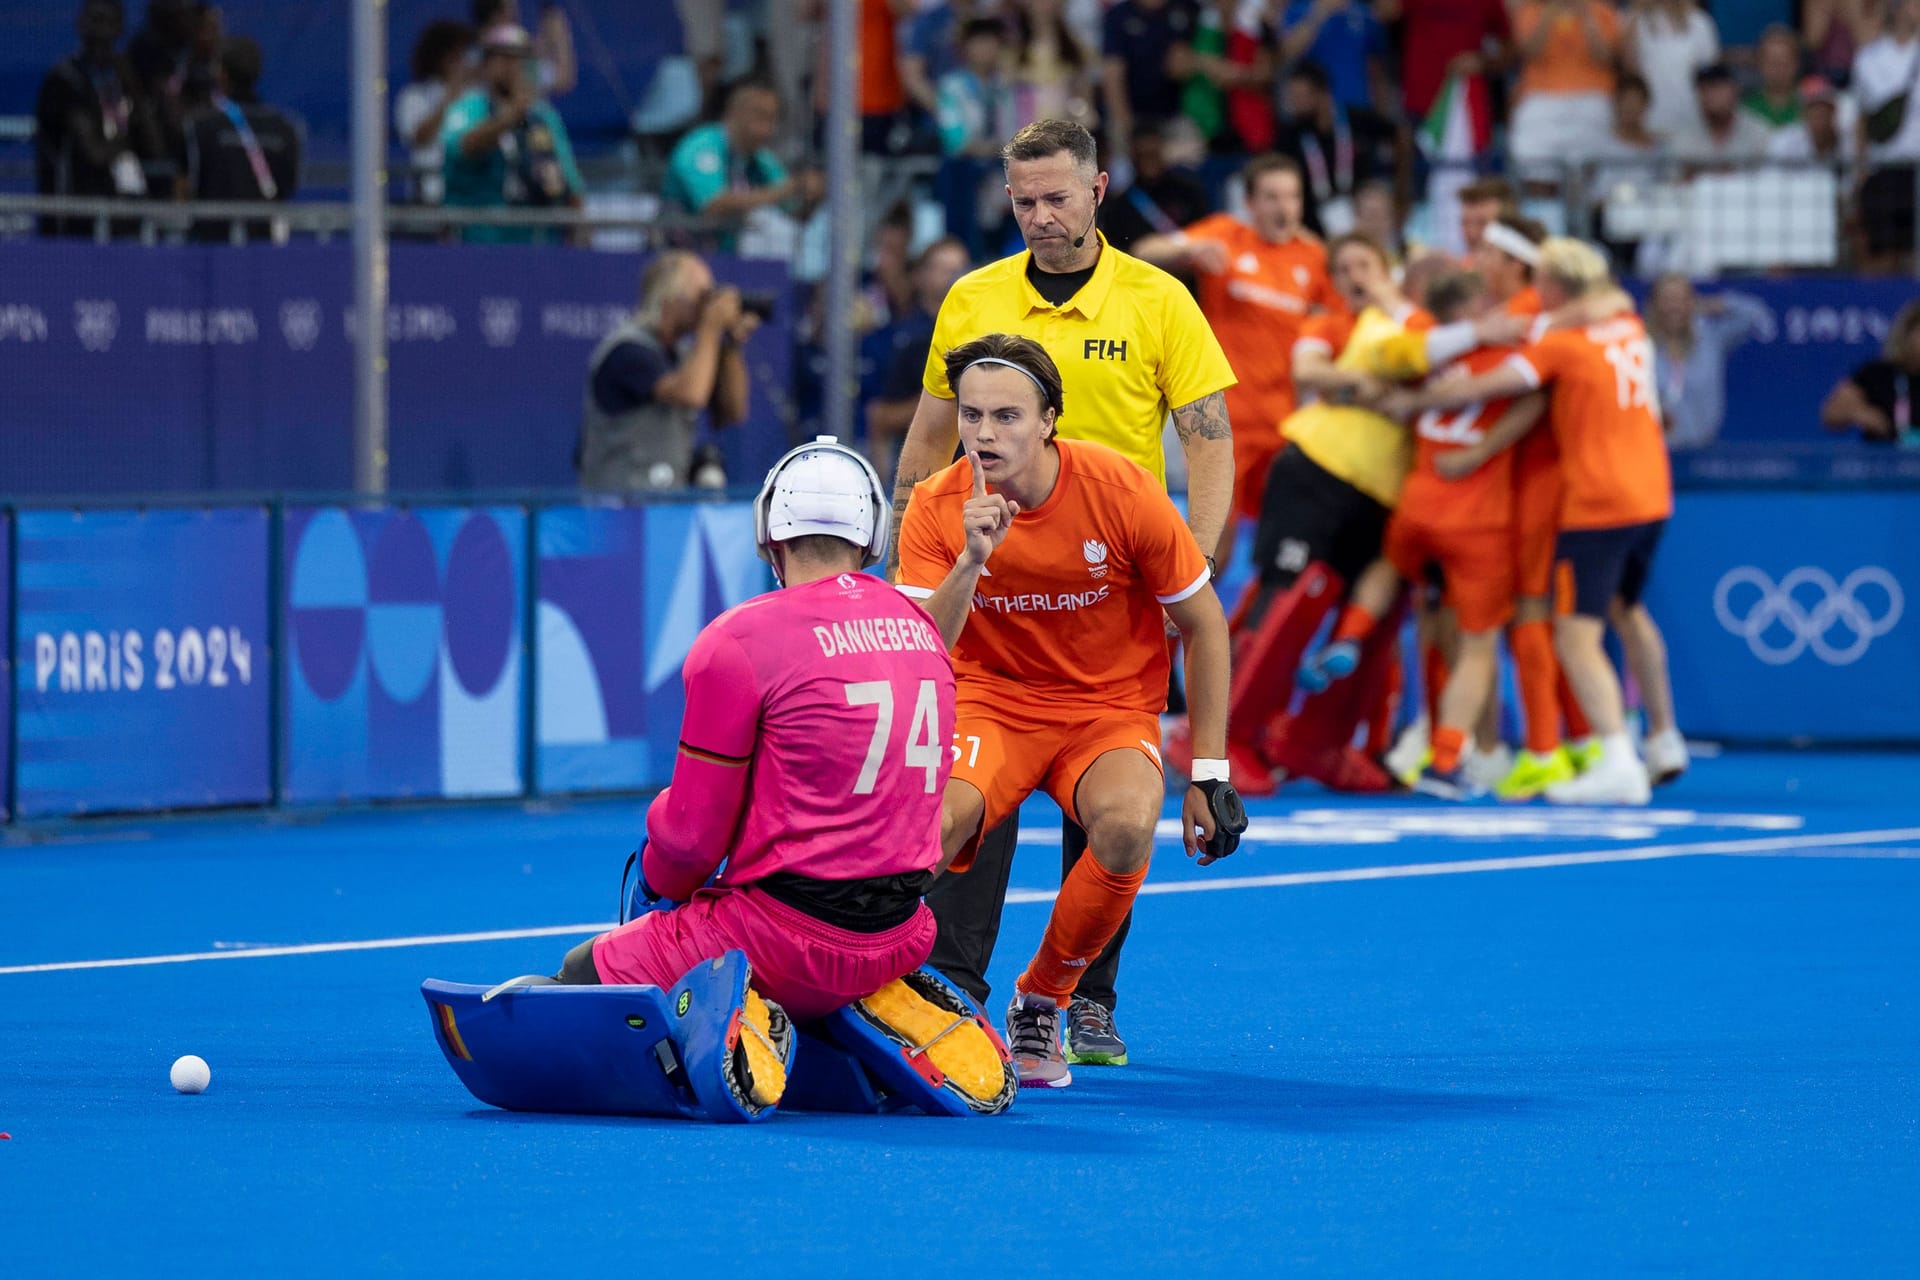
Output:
top-left (753, 435), bottom-right (890, 583)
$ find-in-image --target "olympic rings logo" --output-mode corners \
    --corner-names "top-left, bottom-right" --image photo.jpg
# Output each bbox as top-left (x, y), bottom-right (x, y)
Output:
top-left (1712, 566), bottom-right (1904, 666)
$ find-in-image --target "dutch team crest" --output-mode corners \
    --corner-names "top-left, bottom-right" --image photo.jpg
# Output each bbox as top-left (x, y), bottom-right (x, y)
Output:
top-left (1083, 539), bottom-right (1108, 579)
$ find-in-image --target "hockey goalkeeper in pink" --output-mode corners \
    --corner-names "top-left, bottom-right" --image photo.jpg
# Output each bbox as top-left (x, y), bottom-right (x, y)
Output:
top-left (547, 438), bottom-right (954, 1019)
top-left (433, 439), bottom-right (1015, 1123)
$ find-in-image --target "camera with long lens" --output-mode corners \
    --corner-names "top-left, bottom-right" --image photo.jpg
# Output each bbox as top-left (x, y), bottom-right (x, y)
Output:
top-left (738, 291), bottom-right (779, 322)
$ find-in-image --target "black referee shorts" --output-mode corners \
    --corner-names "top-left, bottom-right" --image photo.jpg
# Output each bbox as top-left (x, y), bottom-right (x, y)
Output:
top-left (1249, 443), bottom-right (1391, 591)
top-left (1555, 519), bottom-right (1665, 619)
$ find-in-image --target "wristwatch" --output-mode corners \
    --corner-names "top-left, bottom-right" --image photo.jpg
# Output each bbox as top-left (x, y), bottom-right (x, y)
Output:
top-left (1204, 555), bottom-right (1219, 581)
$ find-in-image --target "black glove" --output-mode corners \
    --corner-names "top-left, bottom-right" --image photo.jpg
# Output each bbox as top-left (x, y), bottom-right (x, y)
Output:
top-left (1190, 778), bottom-right (1248, 860)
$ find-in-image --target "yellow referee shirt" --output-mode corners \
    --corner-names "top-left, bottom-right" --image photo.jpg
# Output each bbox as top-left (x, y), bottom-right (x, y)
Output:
top-left (921, 232), bottom-right (1237, 485)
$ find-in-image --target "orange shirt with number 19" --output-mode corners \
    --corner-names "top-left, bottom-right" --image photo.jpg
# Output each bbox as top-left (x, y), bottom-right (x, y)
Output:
top-left (1508, 316), bottom-right (1672, 531)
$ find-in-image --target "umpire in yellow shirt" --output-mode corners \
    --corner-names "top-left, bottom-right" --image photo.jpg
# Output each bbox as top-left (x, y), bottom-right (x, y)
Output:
top-left (888, 118), bottom-right (1237, 1069)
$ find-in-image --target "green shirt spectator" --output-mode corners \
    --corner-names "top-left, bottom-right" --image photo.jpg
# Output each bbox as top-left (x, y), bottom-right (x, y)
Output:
top-left (441, 22), bottom-right (583, 244)
top-left (1742, 23), bottom-right (1805, 130)
top-left (665, 123), bottom-right (788, 214)
top-left (662, 77), bottom-right (821, 252)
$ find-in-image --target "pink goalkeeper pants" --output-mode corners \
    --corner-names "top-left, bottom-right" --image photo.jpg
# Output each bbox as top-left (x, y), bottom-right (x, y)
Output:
top-left (589, 886), bottom-right (937, 1022)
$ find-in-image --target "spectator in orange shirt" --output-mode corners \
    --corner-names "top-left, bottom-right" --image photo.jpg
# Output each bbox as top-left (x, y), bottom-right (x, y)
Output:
top-left (1132, 153), bottom-right (1338, 565)
top-left (1509, 0), bottom-right (1623, 182)
top-left (810, 0), bottom-right (916, 153)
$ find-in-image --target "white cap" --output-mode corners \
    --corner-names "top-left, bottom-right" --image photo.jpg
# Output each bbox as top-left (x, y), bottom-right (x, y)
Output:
top-left (754, 435), bottom-right (889, 581)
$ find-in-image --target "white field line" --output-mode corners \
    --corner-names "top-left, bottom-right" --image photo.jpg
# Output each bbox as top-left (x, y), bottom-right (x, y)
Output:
top-left (1001, 826), bottom-right (1920, 903)
top-left (6, 827), bottom-right (1920, 976)
top-left (0, 924), bottom-right (613, 976)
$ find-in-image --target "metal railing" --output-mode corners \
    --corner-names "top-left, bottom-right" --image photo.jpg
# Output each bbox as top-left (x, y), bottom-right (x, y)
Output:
top-left (0, 154), bottom-right (942, 249)
top-left (1421, 154), bottom-right (1884, 274)
top-left (0, 192), bottom-right (708, 246)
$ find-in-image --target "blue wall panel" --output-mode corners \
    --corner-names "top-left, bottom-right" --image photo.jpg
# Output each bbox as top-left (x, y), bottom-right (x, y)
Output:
top-left (1642, 491), bottom-right (1916, 742)
top-left (13, 508), bottom-right (271, 817)
top-left (535, 502), bottom-right (771, 793)
top-left (0, 511), bottom-right (10, 818)
top-left (0, 243), bottom-right (797, 499)
top-left (282, 505), bottom-right (525, 802)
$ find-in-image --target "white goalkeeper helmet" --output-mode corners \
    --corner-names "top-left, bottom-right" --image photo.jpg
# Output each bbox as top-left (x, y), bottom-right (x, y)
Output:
top-left (754, 435), bottom-right (889, 583)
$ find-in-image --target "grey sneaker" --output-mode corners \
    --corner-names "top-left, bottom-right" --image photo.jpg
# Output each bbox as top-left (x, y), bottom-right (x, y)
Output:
top-left (1005, 990), bottom-right (1072, 1089)
top-left (1064, 995), bottom-right (1129, 1066)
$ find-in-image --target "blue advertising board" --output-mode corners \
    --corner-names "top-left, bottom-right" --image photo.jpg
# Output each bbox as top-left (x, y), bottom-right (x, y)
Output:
top-left (13, 508), bottom-right (271, 817)
top-left (0, 511), bottom-right (9, 818)
top-left (0, 242), bottom-right (797, 498)
top-left (1642, 491), bottom-right (1917, 743)
top-left (1640, 276), bottom-right (1919, 445)
top-left (536, 501), bottom-right (772, 793)
top-left (283, 506), bottom-right (526, 802)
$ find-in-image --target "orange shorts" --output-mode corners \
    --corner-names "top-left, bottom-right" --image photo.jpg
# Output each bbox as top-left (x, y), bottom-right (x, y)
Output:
top-left (945, 696), bottom-right (1163, 874)
top-left (1510, 457), bottom-right (1565, 599)
top-left (1233, 432), bottom-right (1285, 521)
top-left (1384, 517), bottom-right (1514, 633)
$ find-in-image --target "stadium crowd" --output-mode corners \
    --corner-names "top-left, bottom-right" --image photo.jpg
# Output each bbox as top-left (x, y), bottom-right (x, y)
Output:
top-left (32, 3), bottom-right (1920, 263)
top-left (607, 0), bottom-right (1918, 274)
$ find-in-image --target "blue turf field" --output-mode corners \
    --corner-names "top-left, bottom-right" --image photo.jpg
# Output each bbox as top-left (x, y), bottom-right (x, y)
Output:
top-left (3, 751), bottom-right (1917, 1276)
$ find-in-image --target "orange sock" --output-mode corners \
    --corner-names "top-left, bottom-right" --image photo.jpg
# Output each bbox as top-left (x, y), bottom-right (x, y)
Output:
top-left (1422, 644), bottom-right (1450, 726)
top-left (1431, 724), bottom-right (1468, 773)
top-left (1509, 620), bottom-right (1562, 756)
top-left (1559, 668), bottom-right (1592, 740)
top-left (1332, 604), bottom-right (1377, 645)
top-left (1019, 855), bottom-right (1149, 1005)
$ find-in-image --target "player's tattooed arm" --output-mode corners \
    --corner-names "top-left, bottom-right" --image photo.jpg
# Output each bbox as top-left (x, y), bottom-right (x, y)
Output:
top-left (1172, 390), bottom-right (1234, 562)
top-left (1172, 389), bottom-right (1233, 445)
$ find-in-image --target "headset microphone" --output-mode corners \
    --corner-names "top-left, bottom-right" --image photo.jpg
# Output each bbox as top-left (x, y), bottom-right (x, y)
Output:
top-left (1070, 192), bottom-right (1102, 249)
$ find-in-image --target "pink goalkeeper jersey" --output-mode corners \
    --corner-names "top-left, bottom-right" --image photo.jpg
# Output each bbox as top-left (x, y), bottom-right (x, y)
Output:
top-left (641, 572), bottom-right (957, 902)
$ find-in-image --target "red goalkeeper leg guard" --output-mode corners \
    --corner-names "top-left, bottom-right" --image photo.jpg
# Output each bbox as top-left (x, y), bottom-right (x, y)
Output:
top-left (1269, 590), bottom-right (1409, 793)
top-left (1229, 563), bottom-right (1344, 739)
top-left (1218, 563), bottom-right (1345, 796)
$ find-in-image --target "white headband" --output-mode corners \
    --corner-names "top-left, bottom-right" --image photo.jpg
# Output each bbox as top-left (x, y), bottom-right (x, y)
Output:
top-left (960, 356), bottom-right (1054, 408)
top-left (1483, 222), bottom-right (1542, 268)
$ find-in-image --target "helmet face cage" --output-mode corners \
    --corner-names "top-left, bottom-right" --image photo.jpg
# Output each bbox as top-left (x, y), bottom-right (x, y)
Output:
top-left (753, 437), bottom-right (890, 581)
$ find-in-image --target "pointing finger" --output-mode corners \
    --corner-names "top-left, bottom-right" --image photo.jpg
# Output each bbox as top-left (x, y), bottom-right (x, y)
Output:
top-left (966, 448), bottom-right (987, 498)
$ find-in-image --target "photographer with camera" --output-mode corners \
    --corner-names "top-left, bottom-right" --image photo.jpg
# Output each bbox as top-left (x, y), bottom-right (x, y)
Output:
top-left (442, 21), bottom-right (582, 243)
top-left (578, 251), bottom-right (767, 492)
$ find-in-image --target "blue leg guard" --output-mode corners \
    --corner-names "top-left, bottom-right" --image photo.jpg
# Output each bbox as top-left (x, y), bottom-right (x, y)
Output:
top-left (422, 951), bottom-right (795, 1123)
top-left (784, 968), bottom-right (1018, 1117)
top-left (666, 952), bottom-right (795, 1123)
top-left (784, 1029), bottom-right (900, 1114)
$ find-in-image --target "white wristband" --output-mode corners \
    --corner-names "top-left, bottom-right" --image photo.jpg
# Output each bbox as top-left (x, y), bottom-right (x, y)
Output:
top-left (1190, 758), bottom-right (1230, 783)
